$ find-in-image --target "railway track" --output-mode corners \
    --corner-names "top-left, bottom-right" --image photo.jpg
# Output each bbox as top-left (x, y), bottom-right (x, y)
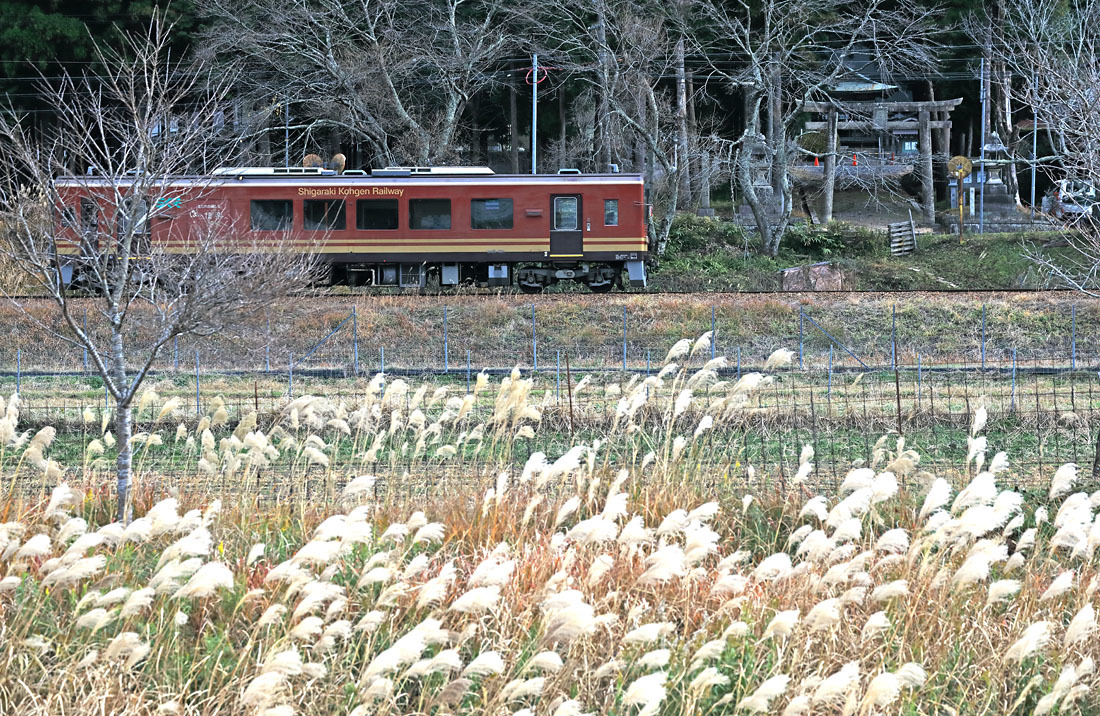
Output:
top-left (4, 286), bottom-right (1082, 301)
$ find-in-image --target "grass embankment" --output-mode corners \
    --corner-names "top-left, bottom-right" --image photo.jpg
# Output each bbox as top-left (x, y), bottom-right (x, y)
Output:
top-left (0, 340), bottom-right (1097, 714)
top-left (653, 213), bottom-right (1076, 292)
top-left (0, 289), bottom-right (1095, 375)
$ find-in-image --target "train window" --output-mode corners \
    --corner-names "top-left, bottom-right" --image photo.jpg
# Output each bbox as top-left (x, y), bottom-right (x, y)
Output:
top-left (80, 198), bottom-right (98, 234)
top-left (356, 199), bottom-right (398, 230)
top-left (604, 199), bottom-right (619, 226)
top-left (60, 205), bottom-right (77, 230)
top-left (471, 198), bottom-right (513, 230)
top-left (250, 200), bottom-right (293, 231)
top-left (117, 197), bottom-right (150, 237)
top-left (304, 199), bottom-right (346, 231)
top-left (553, 197), bottom-right (578, 231)
top-left (410, 198), bottom-right (451, 230)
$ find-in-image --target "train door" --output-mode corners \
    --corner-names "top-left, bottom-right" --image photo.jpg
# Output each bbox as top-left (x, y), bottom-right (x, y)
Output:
top-left (549, 194), bottom-right (582, 258)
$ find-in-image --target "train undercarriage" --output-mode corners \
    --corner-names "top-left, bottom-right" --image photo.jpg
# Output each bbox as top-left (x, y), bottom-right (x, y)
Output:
top-left (325, 259), bottom-right (647, 293)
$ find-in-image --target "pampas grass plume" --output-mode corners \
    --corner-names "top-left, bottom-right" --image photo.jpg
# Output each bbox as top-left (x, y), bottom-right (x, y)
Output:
top-left (737, 674), bottom-right (790, 712)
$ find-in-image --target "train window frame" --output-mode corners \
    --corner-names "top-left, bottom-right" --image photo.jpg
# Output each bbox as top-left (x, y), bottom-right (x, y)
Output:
top-left (80, 198), bottom-right (98, 234)
top-left (553, 196), bottom-right (578, 231)
top-left (303, 199), bottom-right (346, 231)
top-left (604, 199), bottom-right (619, 227)
top-left (470, 198), bottom-right (514, 230)
top-left (250, 199), bottom-right (294, 231)
top-left (117, 197), bottom-right (151, 238)
top-left (409, 198), bottom-right (452, 230)
top-left (355, 199), bottom-right (399, 231)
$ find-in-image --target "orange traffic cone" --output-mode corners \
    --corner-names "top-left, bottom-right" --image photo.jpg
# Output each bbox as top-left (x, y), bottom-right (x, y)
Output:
top-left (852, 154), bottom-right (858, 166)
top-left (814, 156), bottom-right (819, 167)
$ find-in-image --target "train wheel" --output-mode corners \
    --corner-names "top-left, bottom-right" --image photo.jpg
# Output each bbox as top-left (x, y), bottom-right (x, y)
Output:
top-left (588, 283), bottom-right (613, 294)
top-left (519, 283), bottom-right (544, 294)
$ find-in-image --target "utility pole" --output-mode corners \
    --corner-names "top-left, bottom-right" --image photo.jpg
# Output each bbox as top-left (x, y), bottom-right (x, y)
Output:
top-left (1031, 74), bottom-right (1038, 221)
top-left (284, 98), bottom-right (290, 169)
top-left (979, 57), bottom-right (987, 235)
top-left (531, 53), bottom-right (538, 175)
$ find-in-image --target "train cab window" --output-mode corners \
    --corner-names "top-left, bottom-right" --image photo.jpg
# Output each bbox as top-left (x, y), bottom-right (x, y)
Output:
top-left (304, 199), bottom-right (346, 231)
top-left (250, 199), bottom-right (293, 231)
top-left (410, 198), bottom-right (451, 230)
top-left (59, 205), bottom-right (77, 230)
top-left (471, 198), bottom-right (513, 230)
top-left (356, 199), bottom-right (398, 230)
top-left (553, 197), bottom-right (578, 231)
top-left (604, 199), bottom-right (619, 226)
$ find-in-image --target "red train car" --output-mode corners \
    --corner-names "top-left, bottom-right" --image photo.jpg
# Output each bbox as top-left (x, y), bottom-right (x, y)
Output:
top-left (54, 166), bottom-right (649, 292)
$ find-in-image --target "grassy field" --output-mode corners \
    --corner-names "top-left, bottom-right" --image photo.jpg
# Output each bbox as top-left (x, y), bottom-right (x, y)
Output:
top-left (650, 213), bottom-right (1077, 292)
top-left (0, 337), bottom-right (1098, 713)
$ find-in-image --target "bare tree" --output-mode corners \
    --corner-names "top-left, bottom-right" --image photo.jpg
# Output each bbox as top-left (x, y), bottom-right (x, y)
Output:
top-left (996, 0), bottom-right (1100, 292)
top-left (528, 0), bottom-right (704, 255)
top-left (0, 17), bottom-right (316, 521)
top-left (196, 0), bottom-right (513, 166)
top-left (697, 0), bottom-right (940, 256)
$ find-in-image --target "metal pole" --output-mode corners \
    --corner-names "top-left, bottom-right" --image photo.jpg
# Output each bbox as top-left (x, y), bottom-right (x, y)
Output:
top-left (736, 347), bottom-right (741, 379)
top-left (827, 346), bottom-right (833, 396)
top-left (891, 304), bottom-right (897, 370)
top-left (83, 308), bottom-right (88, 373)
top-left (288, 353), bottom-right (293, 399)
top-left (622, 306), bottom-right (627, 372)
top-left (531, 53), bottom-right (538, 174)
top-left (531, 304), bottom-right (537, 371)
top-left (1072, 304), bottom-right (1077, 370)
top-left (265, 316), bottom-right (271, 373)
top-left (979, 57), bottom-right (986, 235)
top-left (194, 349), bottom-right (200, 413)
top-left (1031, 74), bottom-right (1038, 221)
top-left (799, 305), bottom-right (804, 370)
top-left (981, 303), bottom-right (990, 369)
top-left (1011, 347), bottom-right (1017, 409)
top-left (15, 348), bottom-right (19, 394)
top-left (443, 306), bottom-right (449, 373)
top-left (104, 383), bottom-right (108, 413)
top-left (352, 305), bottom-right (359, 376)
top-left (711, 305), bottom-right (716, 360)
top-left (556, 350), bottom-right (561, 399)
top-left (466, 350), bottom-right (471, 393)
top-left (917, 352), bottom-right (922, 394)
top-left (647, 349), bottom-right (651, 375)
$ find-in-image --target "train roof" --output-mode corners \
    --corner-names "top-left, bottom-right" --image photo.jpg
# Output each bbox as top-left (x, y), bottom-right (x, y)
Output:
top-left (55, 166), bottom-right (643, 186)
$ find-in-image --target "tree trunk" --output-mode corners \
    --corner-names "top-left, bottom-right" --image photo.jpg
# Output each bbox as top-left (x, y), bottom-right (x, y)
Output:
top-left (919, 110), bottom-right (935, 223)
top-left (510, 66), bottom-right (520, 174)
top-left (114, 400), bottom-right (133, 523)
top-left (675, 38), bottom-right (691, 206)
top-left (768, 57), bottom-right (783, 205)
top-left (823, 107), bottom-right (838, 223)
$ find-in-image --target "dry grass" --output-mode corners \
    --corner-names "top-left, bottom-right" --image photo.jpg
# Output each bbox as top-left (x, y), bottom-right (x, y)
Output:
top-left (0, 340), bottom-right (1095, 714)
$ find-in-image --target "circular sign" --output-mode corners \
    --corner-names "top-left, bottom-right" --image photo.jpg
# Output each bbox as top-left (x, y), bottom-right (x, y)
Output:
top-left (947, 155), bottom-right (972, 178)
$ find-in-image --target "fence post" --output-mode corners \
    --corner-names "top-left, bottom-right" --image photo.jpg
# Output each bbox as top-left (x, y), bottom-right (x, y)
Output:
top-left (799, 305), bottom-right (804, 370)
top-left (981, 303), bottom-right (990, 369)
top-left (647, 349), bottom-right (651, 375)
top-left (917, 352), bottom-right (922, 394)
top-left (380, 346), bottom-right (385, 387)
top-left (288, 353), bottom-right (293, 399)
top-left (15, 348), bottom-right (20, 394)
top-left (827, 346), bottom-right (833, 396)
top-left (83, 308), bottom-right (89, 374)
top-left (1011, 347), bottom-right (1017, 410)
top-left (531, 304), bottom-right (538, 372)
top-left (265, 316), bottom-right (271, 373)
top-left (891, 303), bottom-right (897, 370)
top-left (352, 305), bottom-right (359, 376)
top-left (1072, 304), bottom-right (1077, 370)
top-left (711, 305), bottom-right (716, 360)
top-left (443, 306), bottom-right (449, 373)
top-left (104, 383), bottom-right (108, 413)
top-left (737, 347), bottom-right (741, 379)
top-left (194, 349), bottom-right (200, 414)
top-left (556, 350), bottom-right (561, 400)
top-left (466, 350), bottom-right (471, 393)
top-left (622, 306), bottom-right (628, 372)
